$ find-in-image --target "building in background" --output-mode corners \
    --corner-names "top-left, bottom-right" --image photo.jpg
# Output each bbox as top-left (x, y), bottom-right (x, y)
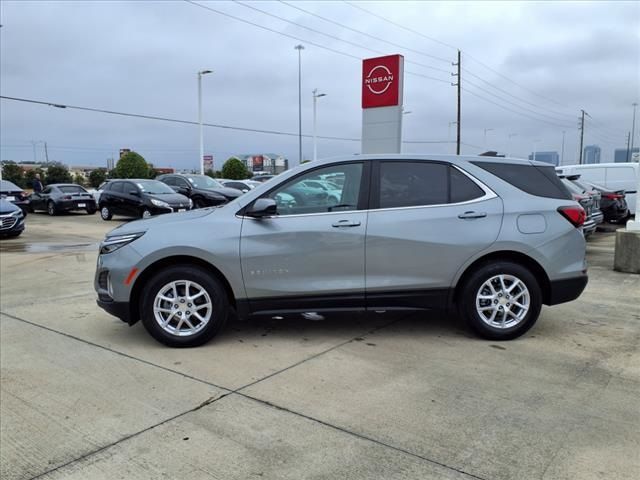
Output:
top-left (233, 154), bottom-right (289, 174)
top-left (528, 151), bottom-right (559, 166)
top-left (614, 147), bottom-right (640, 163)
top-left (583, 145), bottom-right (601, 164)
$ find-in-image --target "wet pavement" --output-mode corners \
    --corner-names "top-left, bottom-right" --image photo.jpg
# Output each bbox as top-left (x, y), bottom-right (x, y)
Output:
top-left (1, 213), bottom-right (639, 480)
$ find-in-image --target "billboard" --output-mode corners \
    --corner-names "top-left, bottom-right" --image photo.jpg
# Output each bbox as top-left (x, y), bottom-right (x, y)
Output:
top-left (362, 54), bottom-right (404, 109)
top-left (203, 155), bottom-right (214, 171)
top-left (119, 148), bottom-right (131, 158)
top-left (251, 155), bottom-right (264, 172)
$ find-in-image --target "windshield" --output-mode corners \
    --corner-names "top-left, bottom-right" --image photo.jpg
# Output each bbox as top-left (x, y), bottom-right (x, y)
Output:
top-left (186, 175), bottom-right (223, 189)
top-left (1, 180), bottom-right (21, 192)
top-left (136, 180), bottom-right (176, 194)
top-left (58, 185), bottom-right (88, 194)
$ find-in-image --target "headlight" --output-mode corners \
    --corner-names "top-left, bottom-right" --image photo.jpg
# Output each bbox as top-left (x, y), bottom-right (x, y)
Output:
top-left (10, 210), bottom-right (22, 217)
top-left (151, 198), bottom-right (170, 208)
top-left (100, 232), bottom-right (145, 254)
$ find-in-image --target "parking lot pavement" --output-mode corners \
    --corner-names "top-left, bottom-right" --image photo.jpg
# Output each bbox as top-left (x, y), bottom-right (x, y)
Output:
top-left (1, 213), bottom-right (639, 480)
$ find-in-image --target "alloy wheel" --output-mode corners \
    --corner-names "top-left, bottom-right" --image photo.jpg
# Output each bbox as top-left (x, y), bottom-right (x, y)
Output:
top-left (475, 274), bottom-right (530, 329)
top-left (153, 280), bottom-right (213, 337)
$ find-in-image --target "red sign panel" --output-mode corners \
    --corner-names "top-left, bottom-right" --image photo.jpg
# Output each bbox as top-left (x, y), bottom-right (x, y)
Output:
top-left (362, 54), bottom-right (404, 109)
top-left (251, 155), bottom-right (264, 172)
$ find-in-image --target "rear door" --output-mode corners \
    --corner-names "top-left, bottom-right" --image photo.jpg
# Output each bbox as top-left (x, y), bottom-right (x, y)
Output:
top-left (105, 181), bottom-right (124, 214)
top-left (365, 160), bottom-right (503, 309)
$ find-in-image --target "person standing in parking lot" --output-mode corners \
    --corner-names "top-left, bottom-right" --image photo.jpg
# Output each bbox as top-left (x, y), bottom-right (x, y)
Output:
top-left (33, 173), bottom-right (43, 193)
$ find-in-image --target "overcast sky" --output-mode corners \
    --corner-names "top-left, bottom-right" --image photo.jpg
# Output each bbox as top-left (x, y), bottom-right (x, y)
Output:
top-left (1, 0), bottom-right (639, 170)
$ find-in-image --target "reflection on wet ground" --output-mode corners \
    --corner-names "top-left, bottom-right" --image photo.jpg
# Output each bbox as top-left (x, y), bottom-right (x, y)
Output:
top-left (0, 241), bottom-right (97, 253)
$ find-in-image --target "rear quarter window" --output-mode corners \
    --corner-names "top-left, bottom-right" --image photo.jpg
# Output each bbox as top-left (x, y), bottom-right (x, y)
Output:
top-left (472, 162), bottom-right (572, 200)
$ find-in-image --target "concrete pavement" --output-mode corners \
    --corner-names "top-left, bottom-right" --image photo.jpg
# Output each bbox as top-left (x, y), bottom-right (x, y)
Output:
top-left (1, 212), bottom-right (638, 479)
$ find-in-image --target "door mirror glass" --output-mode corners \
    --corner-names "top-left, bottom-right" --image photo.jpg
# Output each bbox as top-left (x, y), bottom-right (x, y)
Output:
top-left (246, 198), bottom-right (277, 218)
top-left (129, 190), bottom-right (140, 196)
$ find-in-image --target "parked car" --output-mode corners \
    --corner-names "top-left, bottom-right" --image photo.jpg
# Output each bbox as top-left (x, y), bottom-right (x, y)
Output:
top-left (0, 180), bottom-right (30, 214)
top-left (556, 163), bottom-right (638, 214)
top-left (89, 180), bottom-right (112, 203)
top-left (252, 174), bottom-right (275, 183)
top-left (99, 179), bottom-right (192, 220)
top-left (0, 198), bottom-right (26, 237)
top-left (219, 179), bottom-right (261, 193)
top-left (581, 181), bottom-right (629, 223)
top-left (29, 184), bottom-right (97, 216)
top-left (563, 175), bottom-right (604, 226)
top-left (560, 178), bottom-right (597, 237)
top-left (156, 174), bottom-right (242, 208)
top-left (95, 155), bottom-right (588, 347)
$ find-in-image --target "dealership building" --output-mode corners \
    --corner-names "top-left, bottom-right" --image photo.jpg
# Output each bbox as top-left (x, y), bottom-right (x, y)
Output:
top-left (233, 154), bottom-right (289, 175)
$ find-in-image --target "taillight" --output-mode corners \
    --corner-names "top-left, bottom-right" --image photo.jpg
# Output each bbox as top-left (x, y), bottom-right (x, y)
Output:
top-left (602, 193), bottom-right (623, 200)
top-left (558, 205), bottom-right (586, 228)
top-left (62, 195), bottom-right (72, 200)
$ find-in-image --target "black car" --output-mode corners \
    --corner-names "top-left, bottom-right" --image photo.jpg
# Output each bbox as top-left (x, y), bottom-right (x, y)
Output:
top-left (0, 180), bottom-right (30, 214)
top-left (99, 179), bottom-right (192, 220)
top-left (0, 199), bottom-right (25, 237)
top-left (157, 174), bottom-right (242, 208)
top-left (582, 180), bottom-right (629, 223)
top-left (29, 184), bottom-right (97, 216)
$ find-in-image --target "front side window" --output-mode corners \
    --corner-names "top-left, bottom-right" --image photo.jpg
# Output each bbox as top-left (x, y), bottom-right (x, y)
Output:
top-left (110, 182), bottom-right (124, 193)
top-left (266, 163), bottom-right (363, 216)
top-left (42, 186), bottom-right (52, 195)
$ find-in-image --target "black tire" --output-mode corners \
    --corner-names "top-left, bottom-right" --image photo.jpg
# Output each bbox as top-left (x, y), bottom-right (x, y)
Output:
top-left (193, 197), bottom-right (207, 209)
top-left (140, 265), bottom-right (229, 347)
top-left (47, 201), bottom-right (57, 216)
top-left (27, 203), bottom-right (34, 213)
top-left (141, 208), bottom-right (152, 219)
top-left (86, 206), bottom-right (97, 215)
top-left (458, 261), bottom-right (542, 340)
top-left (100, 206), bottom-right (112, 220)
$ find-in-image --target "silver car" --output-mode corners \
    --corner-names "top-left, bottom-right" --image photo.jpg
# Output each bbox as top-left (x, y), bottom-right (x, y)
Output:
top-left (95, 154), bottom-right (588, 347)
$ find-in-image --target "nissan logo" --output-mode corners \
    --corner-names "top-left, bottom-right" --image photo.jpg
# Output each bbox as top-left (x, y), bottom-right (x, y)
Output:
top-left (364, 65), bottom-right (394, 95)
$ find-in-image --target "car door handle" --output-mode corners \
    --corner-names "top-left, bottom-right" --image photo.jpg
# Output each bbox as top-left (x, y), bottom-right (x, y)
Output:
top-left (332, 219), bottom-right (361, 227)
top-left (458, 211), bottom-right (487, 219)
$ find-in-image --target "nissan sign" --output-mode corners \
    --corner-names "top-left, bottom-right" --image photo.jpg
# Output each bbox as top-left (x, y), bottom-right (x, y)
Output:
top-left (362, 54), bottom-right (404, 109)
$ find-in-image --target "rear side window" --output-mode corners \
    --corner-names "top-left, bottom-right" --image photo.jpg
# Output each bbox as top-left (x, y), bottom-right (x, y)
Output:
top-left (450, 168), bottom-right (485, 203)
top-left (380, 162), bottom-right (448, 208)
top-left (473, 162), bottom-right (572, 200)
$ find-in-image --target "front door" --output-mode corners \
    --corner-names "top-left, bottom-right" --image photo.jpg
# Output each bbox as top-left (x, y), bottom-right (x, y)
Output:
top-left (240, 162), bottom-right (369, 314)
top-left (365, 160), bottom-right (503, 309)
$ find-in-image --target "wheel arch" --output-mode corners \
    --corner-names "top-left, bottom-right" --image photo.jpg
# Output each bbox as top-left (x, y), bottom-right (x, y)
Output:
top-left (452, 250), bottom-right (551, 306)
top-left (128, 255), bottom-right (237, 325)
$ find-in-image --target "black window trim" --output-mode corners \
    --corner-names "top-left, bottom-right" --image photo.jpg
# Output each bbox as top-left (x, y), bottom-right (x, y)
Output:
top-left (238, 160), bottom-right (371, 218)
top-left (370, 159), bottom-right (496, 211)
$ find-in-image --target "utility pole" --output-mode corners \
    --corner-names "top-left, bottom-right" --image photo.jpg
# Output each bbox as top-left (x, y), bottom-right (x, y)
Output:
top-left (451, 50), bottom-right (461, 155)
top-left (312, 89), bottom-right (327, 162)
top-left (295, 45), bottom-right (305, 164)
top-left (631, 102), bottom-right (638, 157)
top-left (626, 131), bottom-right (631, 162)
top-left (578, 109), bottom-right (588, 165)
top-left (44, 141), bottom-right (49, 164)
top-left (561, 130), bottom-right (566, 165)
top-left (197, 69), bottom-right (212, 175)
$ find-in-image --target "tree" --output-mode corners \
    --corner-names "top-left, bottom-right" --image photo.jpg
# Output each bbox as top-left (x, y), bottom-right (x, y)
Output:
top-left (1, 162), bottom-right (25, 188)
top-left (25, 168), bottom-right (47, 189)
top-left (221, 157), bottom-right (250, 180)
top-left (147, 163), bottom-right (158, 179)
top-left (44, 162), bottom-right (72, 184)
top-left (73, 173), bottom-right (86, 186)
top-left (301, 160), bottom-right (311, 164)
top-left (113, 151), bottom-right (150, 179)
top-left (88, 168), bottom-right (107, 188)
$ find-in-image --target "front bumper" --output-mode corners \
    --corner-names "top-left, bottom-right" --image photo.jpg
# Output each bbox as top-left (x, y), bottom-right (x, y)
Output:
top-left (0, 214), bottom-right (25, 235)
top-left (547, 275), bottom-right (588, 305)
top-left (96, 299), bottom-right (131, 324)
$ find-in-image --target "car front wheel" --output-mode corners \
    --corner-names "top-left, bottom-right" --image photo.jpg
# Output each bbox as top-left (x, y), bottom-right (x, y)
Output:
top-left (140, 265), bottom-right (229, 347)
top-left (100, 206), bottom-right (112, 220)
top-left (458, 261), bottom-right (542, 340)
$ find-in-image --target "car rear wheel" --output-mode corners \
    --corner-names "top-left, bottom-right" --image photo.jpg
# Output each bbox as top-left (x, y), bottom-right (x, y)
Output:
top-left (47, 201), bottom-right (57, 216)
top-left (100, 206), bottom-right (112, 220)
top-left (140, 265), bottom-right (229, 347)
top-left (458, 261), bottom-right (542, 340)
top-left (86, 206), bottom-right (97, 215)
top-left (141, 208), bottom-right (152, 219)
top-left (193, 198), bottom-right (207, 209)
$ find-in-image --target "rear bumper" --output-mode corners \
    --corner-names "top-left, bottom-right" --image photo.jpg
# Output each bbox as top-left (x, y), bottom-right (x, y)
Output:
top-left (58, 199), bottom-right (97, 211)
top-left (547, 275), bottom-right (588, 306)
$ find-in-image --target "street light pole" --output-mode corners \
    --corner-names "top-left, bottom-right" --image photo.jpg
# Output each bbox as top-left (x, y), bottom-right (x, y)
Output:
top-left (197, 69), bottom-right (212, 175)
top-left (561, 130), bottom-right (566, 165)
top-left (631, 102), bottom-right (638, 158)
top-left (295, 45), bottom-right (305, 164)
top-left (312, 89), bottom-right (327, 162)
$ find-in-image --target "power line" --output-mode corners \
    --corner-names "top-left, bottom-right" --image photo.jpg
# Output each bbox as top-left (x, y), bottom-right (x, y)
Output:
top-left (343, 0), bottom-right (458, 52)
top-left (278, 0), bottom-right (451, 64)
top-left (0, 95), bottom-right (450, 145)
top-left (183, 1), bottom-right (451, 84)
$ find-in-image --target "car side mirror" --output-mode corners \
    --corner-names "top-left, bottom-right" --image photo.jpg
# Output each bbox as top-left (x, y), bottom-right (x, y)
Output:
top-left (246, 198), bottom-right (277, 218)
top-left (129, 190), bottom-right (140, 196)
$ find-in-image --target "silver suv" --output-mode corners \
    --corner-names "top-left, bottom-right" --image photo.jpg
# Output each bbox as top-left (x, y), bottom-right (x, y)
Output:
top-left (95, 155), bottom-right (588, 347)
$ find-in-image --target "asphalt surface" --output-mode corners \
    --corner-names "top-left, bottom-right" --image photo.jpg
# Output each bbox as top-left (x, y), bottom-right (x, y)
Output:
top-left (1, 212), bottom-right (639, 480)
